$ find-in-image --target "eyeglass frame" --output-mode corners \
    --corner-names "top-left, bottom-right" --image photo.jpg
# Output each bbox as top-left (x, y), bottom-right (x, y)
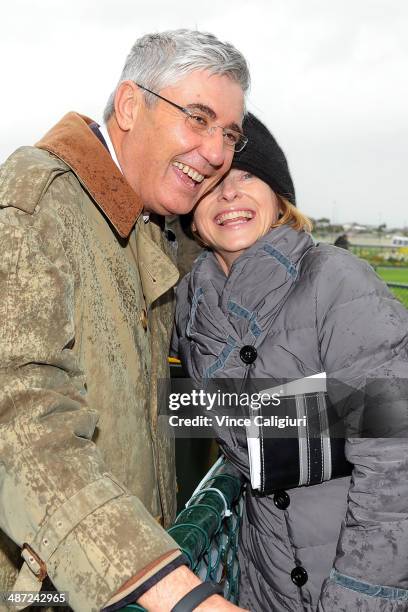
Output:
top-left (135, 82), bottom-right (248, 153)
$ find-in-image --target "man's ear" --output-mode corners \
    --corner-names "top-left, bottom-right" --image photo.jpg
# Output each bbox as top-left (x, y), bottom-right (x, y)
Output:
top-left (114, 80), bottom-right (143, 131)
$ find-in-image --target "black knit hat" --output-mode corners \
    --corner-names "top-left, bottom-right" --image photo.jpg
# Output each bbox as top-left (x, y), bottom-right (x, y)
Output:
top-left (232, 113), bottom-right (296, 206)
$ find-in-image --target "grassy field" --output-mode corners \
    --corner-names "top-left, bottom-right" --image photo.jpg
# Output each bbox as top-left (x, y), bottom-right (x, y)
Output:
top-left (376, 267), bottom-right (408, 284)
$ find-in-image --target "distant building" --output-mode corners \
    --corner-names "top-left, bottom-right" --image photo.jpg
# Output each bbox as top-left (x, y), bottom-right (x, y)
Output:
top-left (343, 223), bottom-right (370, 233)
top-left (392, 235), bottom-right (408, 246)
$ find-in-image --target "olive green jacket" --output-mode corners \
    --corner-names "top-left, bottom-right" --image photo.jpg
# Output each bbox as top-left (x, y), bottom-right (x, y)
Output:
top-left (0, 113), bottom-right (181, 610)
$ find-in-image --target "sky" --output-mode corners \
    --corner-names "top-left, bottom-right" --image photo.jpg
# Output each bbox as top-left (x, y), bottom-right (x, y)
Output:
top-left (1, 0), bottom-right (407, 228)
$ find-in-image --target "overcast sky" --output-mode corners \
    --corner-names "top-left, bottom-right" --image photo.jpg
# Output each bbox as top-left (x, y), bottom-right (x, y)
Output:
top-left (2, 0), bottom-right (407, 228)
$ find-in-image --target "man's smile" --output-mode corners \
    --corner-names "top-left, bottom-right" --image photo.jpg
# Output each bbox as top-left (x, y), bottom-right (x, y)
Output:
top-left (172, 161), bottom-right (205, 183)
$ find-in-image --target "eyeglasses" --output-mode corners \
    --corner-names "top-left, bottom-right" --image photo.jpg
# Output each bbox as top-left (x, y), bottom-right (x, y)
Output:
top-left (136, 83), bottom-right (248, 152)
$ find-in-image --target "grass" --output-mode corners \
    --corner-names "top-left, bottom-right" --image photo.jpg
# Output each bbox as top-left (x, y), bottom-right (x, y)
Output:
top-left (372, 266), bottom-right (408, 307)
top-left (376, 267), bottom-right (408, 284)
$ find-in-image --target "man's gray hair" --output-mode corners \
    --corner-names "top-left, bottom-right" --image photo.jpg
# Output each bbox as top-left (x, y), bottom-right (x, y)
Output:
top-left (103, 29), bottom-right (250, 122)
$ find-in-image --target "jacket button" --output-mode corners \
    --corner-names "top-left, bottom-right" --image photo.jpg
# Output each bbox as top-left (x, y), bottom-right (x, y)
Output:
top-left (239, 345), bottom-right (257, 364)
top-left (140, 308), bottom-right (148, 331)
top-left (273, 490), bottom-right (290, 510)
top-left (291, 566), bottom-right (308, 587)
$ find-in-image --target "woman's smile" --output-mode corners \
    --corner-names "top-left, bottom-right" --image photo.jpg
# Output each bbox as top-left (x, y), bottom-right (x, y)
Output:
top-left (214, 208), bottom-right (256, 226)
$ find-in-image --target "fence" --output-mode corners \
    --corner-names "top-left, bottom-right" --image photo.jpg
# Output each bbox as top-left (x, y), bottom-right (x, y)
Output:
top-left (122, 457), bottom-right (244, 611)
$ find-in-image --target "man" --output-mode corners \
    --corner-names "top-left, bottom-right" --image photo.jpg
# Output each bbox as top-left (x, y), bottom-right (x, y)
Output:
top-left (0, 30), bottom-right (249, 611)
top-left (334, 233), bottom-right (350, 250)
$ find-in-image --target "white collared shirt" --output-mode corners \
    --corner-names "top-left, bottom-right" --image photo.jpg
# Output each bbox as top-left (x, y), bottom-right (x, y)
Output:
top-left (99, 123), bottom-right (121, 171)
top-left (99, 123), bottom-right (150, 223)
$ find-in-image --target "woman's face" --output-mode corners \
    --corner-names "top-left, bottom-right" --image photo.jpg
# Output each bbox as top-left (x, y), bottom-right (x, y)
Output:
top-left (193, 168), bottom-right (280, 273)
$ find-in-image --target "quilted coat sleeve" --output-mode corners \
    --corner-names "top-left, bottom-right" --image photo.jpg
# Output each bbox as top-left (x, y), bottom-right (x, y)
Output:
top-left (315, 249), bottom-right (408, 611)
top-left (0, 180), bottom-right (182, 611)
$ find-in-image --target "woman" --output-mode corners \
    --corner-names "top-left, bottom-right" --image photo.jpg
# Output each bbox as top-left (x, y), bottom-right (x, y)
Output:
top-left (172, 114), bottom-right (408, 611)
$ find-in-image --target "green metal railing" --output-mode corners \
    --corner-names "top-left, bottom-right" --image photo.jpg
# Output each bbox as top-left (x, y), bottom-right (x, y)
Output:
top-left (122, 457), bottom-right (244, 611)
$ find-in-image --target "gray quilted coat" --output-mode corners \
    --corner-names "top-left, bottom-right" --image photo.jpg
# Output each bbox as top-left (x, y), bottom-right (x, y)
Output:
top-left (173, 225), bottom-right (408, 612)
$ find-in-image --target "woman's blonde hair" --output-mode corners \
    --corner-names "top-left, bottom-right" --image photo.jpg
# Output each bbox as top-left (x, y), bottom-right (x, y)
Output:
top-left (273, 196), bottom-right (313, 232)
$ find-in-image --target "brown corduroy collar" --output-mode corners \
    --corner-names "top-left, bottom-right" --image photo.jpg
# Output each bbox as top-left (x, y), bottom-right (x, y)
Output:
top-left (36, 112), bottom-right (143, 238)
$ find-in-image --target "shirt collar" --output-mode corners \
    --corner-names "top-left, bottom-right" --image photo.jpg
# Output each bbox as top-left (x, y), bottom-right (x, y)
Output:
top-left (99, 123), bottom-right (122, 171)
top-left (100, 123), bottom-right (150, 224)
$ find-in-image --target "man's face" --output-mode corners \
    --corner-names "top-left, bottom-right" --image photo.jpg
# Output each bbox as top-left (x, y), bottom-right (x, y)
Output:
top-left (119, 70), bottom-right (245, 215)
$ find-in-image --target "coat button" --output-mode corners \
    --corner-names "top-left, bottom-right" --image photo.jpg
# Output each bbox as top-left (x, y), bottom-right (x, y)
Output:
top-left (239, 345), bottom-right (257, 364)
top-left (273, 490), bottom-right (290, 510)
top-left (291, 566), bottom-right (308, 587)
top-left (140, 308), bottom-right (148, 331)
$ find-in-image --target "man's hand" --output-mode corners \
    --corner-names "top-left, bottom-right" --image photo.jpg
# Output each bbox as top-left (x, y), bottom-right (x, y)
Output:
top-left (137, 565), bottom-right (248, 611)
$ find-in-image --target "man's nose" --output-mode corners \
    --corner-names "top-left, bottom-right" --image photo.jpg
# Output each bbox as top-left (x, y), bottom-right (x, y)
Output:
top-left (199, 127), bottom-right (229, 168)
